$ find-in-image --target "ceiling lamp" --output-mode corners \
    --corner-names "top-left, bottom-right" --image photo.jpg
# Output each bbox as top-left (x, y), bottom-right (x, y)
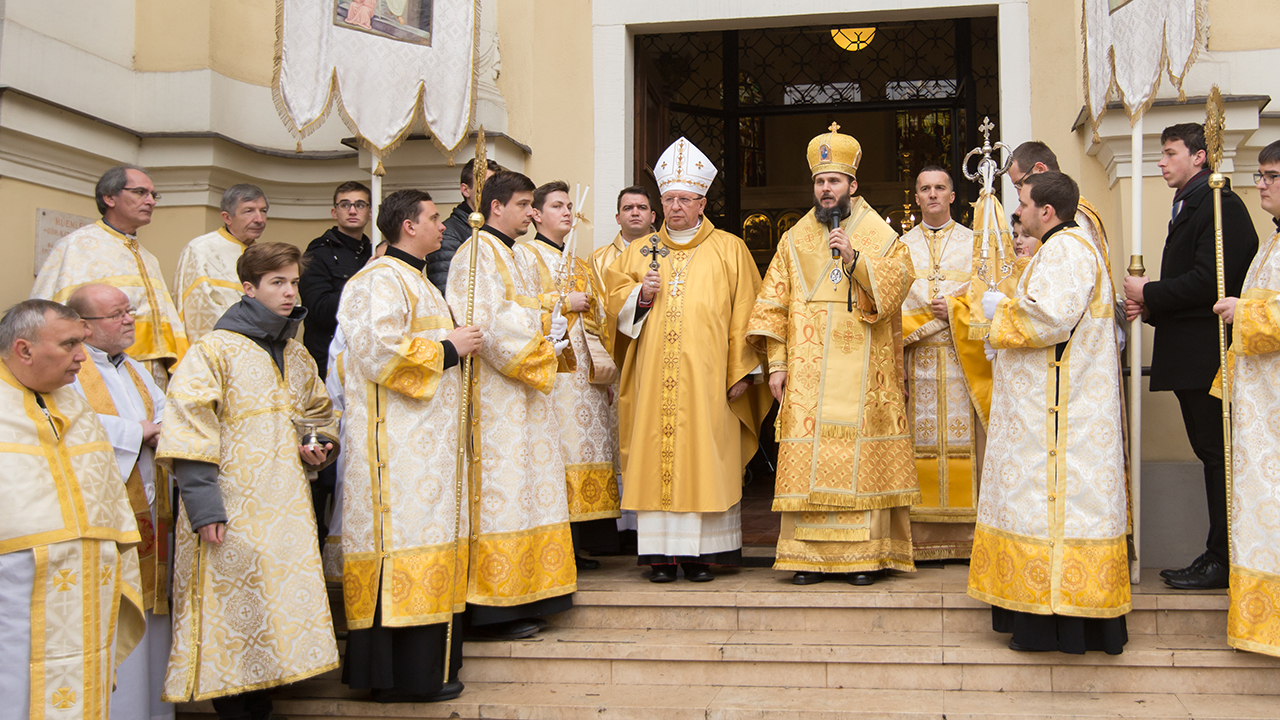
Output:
top-left (831, 27), bottom-right (876, 52)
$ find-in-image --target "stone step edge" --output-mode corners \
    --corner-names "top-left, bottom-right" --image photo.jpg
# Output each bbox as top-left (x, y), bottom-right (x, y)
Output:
top-left (171, 684), bottom-right (1279, 720)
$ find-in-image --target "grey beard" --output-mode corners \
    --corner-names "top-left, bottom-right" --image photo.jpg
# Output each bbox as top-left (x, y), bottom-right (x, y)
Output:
top-left (813, 196), bottom-right (853, 227)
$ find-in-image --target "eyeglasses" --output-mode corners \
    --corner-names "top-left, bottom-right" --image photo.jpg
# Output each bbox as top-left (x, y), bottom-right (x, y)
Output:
top-left (81, 308), bottom-right (137, 322)
top-left (1254, 172), bottom-right (1280, 187)
top-left (336, 200), bottom-right (371, 211)
top-left (121, 187), bottom-right (161, 201)
top-left (661, 195), bottom-right (700, 208)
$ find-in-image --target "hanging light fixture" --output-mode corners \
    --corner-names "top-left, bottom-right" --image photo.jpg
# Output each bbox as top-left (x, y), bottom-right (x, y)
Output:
top-left (831, 27), bottom-right (876, 52)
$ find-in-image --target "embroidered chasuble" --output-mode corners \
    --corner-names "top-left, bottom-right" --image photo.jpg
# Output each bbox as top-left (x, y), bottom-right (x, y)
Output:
top-left (514, 238), bottom-right (620, 522)
top-left (446, 230), bottom-right (577, 608)
top-left (1216, 228), bottom-right (1280, 657)
top-left (336, 256), bottom-right (469, 629)
top-left (156, 331), bottom-right (339, 701)
top-left (174, 229), bottom-right (247, 344)
top-left (33, 221), bottom-right (188, 374)
top-left (899, 221), bottom-right (987, 560)
top-left (747, 203), bottom-right (919, 573)
top-left (605, 219), bottom-right (769, 524)
top-left (0, 362), bottom-right (145, 720)
top-left (967, 223), bottom-right (1130, 619)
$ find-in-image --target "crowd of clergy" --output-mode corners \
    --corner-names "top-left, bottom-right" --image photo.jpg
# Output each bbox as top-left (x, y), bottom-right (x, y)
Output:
top-left (4, 118), bottom-right (1280, 720)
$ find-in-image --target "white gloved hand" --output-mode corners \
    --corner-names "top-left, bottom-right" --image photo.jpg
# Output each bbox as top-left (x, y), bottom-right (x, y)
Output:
top-left (549, 306), bottom-right (568, 342)
top-left (983, 338), bottom-right (997, 361)
top-left (981, 290), bottom-right (1006, 320)
top-left (553, 337), bottom-right (570, 355)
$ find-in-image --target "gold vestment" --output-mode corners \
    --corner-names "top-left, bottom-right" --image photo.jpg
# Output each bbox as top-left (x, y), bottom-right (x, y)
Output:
top-left (747, 203), bottom-right (918, 573)
top-left (446, 231), bottom-right (577, 608)
top-left (157, 332), bottom-right (339, 701)
top-left (174, 229), bottom-right (246, 344)
top-left (967, 225), bottom-right (1130, 618)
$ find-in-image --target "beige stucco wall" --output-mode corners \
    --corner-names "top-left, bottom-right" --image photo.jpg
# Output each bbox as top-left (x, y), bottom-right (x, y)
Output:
top-left (134, 0), bottom-right (274, 86)
top-left (1207, 0), bottom-right (1274, 52)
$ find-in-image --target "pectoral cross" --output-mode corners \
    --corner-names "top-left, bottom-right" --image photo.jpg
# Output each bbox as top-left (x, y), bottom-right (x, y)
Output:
top-left (668, 276), bottom-right (685, 296)
top-left (928, 265), bottom-right (946, 297)
top-left (639, 234), bottom-right (668, 270)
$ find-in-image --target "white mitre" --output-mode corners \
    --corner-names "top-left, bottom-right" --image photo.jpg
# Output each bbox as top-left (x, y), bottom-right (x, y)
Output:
top-left (654, 136), bottom-right (717, 197)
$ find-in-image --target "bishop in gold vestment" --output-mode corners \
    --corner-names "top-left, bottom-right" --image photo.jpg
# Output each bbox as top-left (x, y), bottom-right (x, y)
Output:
top-left (445, 171), bottom-right (575, 633)
top-left (158, 252), bottom-right (339, 704)
top-left (0, 300), bottom-right (145, 720)
top-left (747, 125), bottom-right (918, 584)
top-left (899, 168), bottom-right (987, 561)
top-left (968, 173), bottom-right (1129, 654)
top-left (606, 138), bottom-right (769, 582)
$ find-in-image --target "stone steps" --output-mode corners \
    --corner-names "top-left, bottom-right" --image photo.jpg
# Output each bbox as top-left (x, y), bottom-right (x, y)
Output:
top-left (175, 559), bottom-right (1280, 719)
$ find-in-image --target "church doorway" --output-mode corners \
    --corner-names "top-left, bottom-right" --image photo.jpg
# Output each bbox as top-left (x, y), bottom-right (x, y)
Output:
top-left (633, 17), bottom-right (1001, 276)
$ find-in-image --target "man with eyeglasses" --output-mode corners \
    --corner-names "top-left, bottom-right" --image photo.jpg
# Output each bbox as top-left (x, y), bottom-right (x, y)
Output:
top-left (1007, 142), bottom-right (1114, 265)
top-left (66, 283), bottom-right (172, 720)
top-left (301, 181), bottom-right (373, 375)
top-left (1213, 140), bottom-right (1280, 657)
top-left (32, 164), bottom-right (188, 383)
top-left (605, 137), bottom-right (770, 584)
top-left (1123, 122), bottom-right (1258, 591)
top-left (174, 184), bottom-right (271, 345)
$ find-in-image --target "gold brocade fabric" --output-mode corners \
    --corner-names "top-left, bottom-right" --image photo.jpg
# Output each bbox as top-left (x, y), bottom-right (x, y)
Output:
top-left (74, 359), bottom-right (171, 614)
top-left (514, 241), bottom-right (620, 522)
top-left (32, 221), bottom-right (188, 367)
top-left (746, 205), bottom-right (919, 519)
top-left (967, 226), bottom-right (1130, 618)
top-left (605, 220), bottom-right (770, 514)
top-left (0, 364), bottom-right (145, 720)
top-left (446, 232), bottom-right (577, 608)
top-left (899, 223), bottom-right (985, 560)
top-left (156, 332), bottom-right (339, 701)
top-left (336, 256), bottom-right (469, 630)
top-left (174, 229), bottom-right (246, 344)
top-left (1223, 231), bottom-right (1280, 656)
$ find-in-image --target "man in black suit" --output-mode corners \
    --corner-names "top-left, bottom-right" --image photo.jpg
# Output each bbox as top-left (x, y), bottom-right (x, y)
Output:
top-left (1123, 123), bottom-right (1259, 589)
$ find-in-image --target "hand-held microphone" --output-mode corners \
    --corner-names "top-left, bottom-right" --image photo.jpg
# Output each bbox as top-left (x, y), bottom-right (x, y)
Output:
top-left (830, 208), bottom-right (842, 259)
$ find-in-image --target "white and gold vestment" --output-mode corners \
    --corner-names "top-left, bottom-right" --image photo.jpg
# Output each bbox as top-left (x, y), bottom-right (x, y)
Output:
top-left (747, 205), bottom-right (918, 572)
top-left (1218, 228), bottom-right (1280, 657)
top-left (336, 256), bottom-right (468, 629)
top-left (0, 362), bottom-right (144, 720)
top-left (514, 239), bottom-right (620, 523)
top-left (967, 224), bottom-right (1130, 619)
top-left (446, 230), bottom-right (576, 608)
top-left (174, 229), bottom-right (247, 344)
top-left (899, 221), bottom-right (985, 560)
top-left (32, 221), bottom-right (188, 375)
top-left (157, 332), bottom-right (338, 701)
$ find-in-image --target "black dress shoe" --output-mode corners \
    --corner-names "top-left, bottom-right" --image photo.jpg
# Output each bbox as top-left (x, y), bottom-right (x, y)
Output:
top-left (370, 681), bottom-right (465, 703)
top-left (1161, 554), bottom-right (1206, 580)
top-left (682, 562), bottom-right (714, 582)
top-left (1164, 557), bottom-right (1229, 590)
top-left (792, 571), bottom-right (826, 585)
top-left (470, 619), bottom-right (540, 640)
top-left (649, 564), bottom-right (677, 583)
top-left (575, 555), bottom-right (601, 570)
top-left (848, 571), bottom-right (878, 586)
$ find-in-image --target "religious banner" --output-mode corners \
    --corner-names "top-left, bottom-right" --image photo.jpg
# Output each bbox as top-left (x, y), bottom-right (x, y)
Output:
top-left (273, 0), bottom-right (479, 162)
top-left (1083, 0), bottom-right (1207, 129)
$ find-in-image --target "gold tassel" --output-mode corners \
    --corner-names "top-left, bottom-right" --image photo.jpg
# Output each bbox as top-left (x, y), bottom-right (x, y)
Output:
top-left (374, 160), bottom-right (386, 177)
top-left (794, 527), bottom-right (871, 543)
top-left (295, 141), bottom-right (303, 154)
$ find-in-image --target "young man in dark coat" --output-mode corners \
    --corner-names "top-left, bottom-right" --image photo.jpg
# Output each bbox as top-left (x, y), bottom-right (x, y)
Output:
top-left (301, 181), bottom-right (373, 376)
top-left (1123, 123), bottom-right (1259, 590)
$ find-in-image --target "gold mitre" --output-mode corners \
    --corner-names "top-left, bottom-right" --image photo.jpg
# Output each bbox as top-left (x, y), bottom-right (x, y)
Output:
top-left (807, 122), bottom-right (862, 178)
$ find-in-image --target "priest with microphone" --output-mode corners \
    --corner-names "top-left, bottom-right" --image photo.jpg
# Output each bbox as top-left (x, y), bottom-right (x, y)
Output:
top-left (746, 123), bottom-right (919, 586)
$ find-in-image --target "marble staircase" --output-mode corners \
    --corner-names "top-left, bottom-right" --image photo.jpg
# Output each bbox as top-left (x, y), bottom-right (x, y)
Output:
top-left (176, 559), bottom-right (1280, 719)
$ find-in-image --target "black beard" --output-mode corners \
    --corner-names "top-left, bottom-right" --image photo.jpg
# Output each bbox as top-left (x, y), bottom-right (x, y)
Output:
top-left (813, 195), bottom-right (853, 226)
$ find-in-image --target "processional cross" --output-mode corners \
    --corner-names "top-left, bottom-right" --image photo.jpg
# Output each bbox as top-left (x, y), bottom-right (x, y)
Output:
top-left (640, 234), bottom-right (668, 270)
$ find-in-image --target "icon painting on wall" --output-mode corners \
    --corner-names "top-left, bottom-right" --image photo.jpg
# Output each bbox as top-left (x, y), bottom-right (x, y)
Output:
top-left (335, 0), bottom-right (434, 46)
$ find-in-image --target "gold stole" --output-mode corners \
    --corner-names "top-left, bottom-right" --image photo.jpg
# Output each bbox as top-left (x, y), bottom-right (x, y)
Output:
top-left (76, 359), bottom-right (169, 614)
